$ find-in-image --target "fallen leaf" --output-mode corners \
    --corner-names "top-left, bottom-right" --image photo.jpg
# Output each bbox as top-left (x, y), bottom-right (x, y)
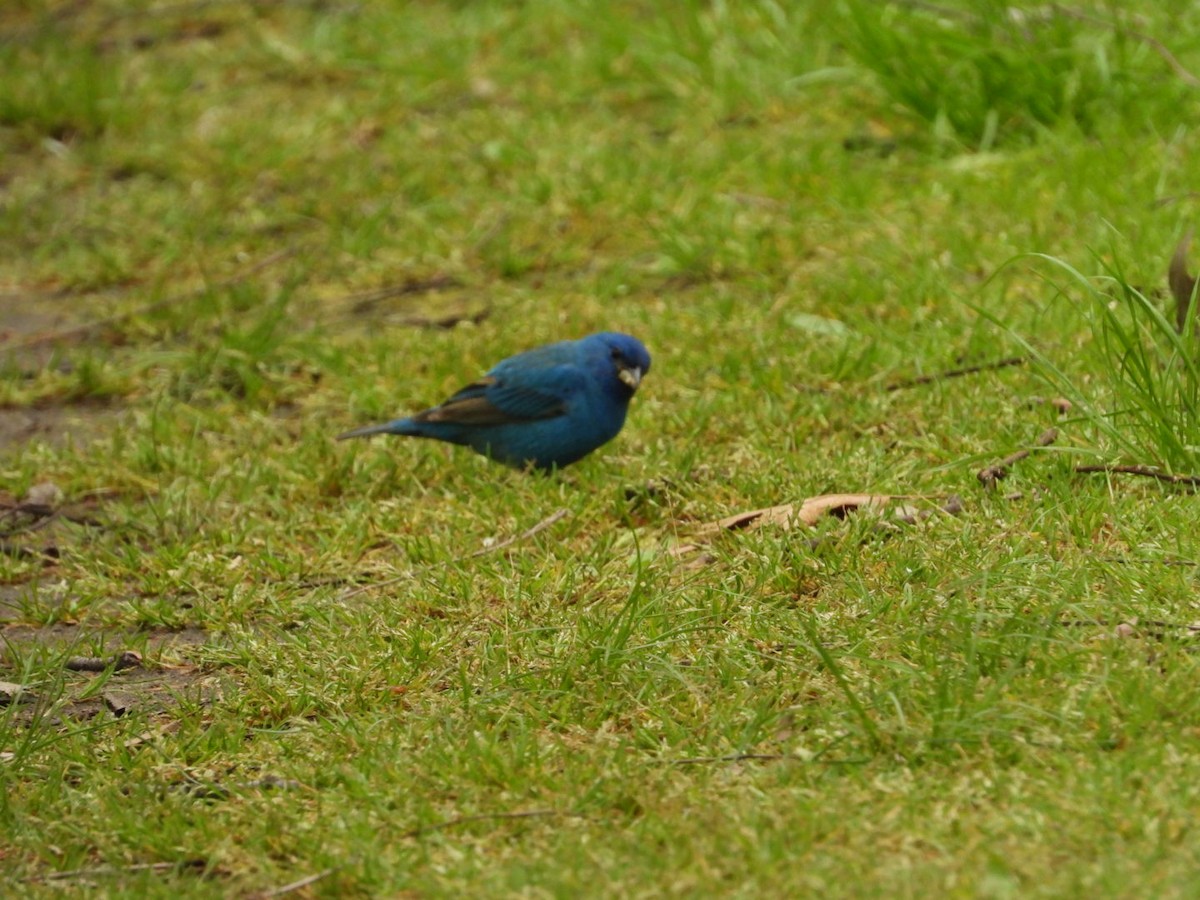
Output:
top-left (103, 691), bottom-right (137, 717)
top-left (0, 681), bottom-right (36, 705)
top-left (672, 493), bottom-right (963, 559)
top-left (672, 494), bottom-right (896, 558)
top-left (699, 494), bottom-right (893, 536)
top-left (1170, 229), bottom-right (1196, 333)
top-left (23, 481), bottom-right (64, 508)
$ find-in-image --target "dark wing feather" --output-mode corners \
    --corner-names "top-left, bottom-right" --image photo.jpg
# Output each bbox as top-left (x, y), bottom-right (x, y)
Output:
top-left (416, 369), bottom-right (580, 427)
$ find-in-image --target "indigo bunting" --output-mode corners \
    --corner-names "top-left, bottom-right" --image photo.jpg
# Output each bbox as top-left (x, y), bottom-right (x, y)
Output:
top-left (337, 332), bottom-right (651, 470)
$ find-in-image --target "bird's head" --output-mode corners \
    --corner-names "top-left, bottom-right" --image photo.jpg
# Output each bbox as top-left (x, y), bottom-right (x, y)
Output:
top-left (589, 332), bottom-right (651, 398)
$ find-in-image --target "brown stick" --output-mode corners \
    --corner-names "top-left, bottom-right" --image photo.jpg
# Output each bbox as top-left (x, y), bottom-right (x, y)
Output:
top-left (1074, 465), bottom-right (1200, 486)
top-left (252, 868), bottom-right (337, 899)
top-left (1096, 555), bottom-right (1198, 567)
top-left (886, 356), bottom-right (1026, 391)
top-left (29, 860), bottom-right (205, 882)
top-left (1169, 230), bottom-right (1196, 334)
top-left (65, 651), bottom-right (142, 672)
top-left (347, 275), bottom-right (463, 312)
top-left (670, 753), bottom-right (795, 765)
top-left (0, 507), bottom-right (59, 538)
top-left (1061, 617), bottom-right (1200, 630)
top-left (1049, 4), bottom-right (1200, 88)
top-left (977, 428), bottom-right (1058, 487)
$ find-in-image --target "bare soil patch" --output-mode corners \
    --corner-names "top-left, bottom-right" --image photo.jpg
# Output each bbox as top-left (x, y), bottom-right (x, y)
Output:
top-left (1, 585), bottom-right (217, 724)
top-left (0, 403), bottom-right (126, 454)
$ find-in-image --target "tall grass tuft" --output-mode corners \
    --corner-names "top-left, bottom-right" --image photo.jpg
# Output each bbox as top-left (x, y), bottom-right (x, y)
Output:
top-left (999, 252), bottom-right (1200, 474)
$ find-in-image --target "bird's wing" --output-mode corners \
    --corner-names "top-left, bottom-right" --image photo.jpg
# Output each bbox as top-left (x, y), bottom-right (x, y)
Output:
top-left (416, 366), bottom-right (583, 427)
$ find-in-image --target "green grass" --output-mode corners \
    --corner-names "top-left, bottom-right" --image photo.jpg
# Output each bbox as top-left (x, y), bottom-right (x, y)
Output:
top-left (994, 249), bottom-right (1200, 473)
top-left (4, 0), bottom-right (1200, 895)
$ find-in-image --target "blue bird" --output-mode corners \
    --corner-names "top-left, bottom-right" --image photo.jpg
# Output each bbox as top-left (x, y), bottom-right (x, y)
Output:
top-left (337, 332), bottom-right (651, 470)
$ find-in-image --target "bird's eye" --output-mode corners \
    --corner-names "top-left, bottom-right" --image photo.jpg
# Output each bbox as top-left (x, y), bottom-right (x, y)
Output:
top-left (610, 347), bottom-right (622, 360)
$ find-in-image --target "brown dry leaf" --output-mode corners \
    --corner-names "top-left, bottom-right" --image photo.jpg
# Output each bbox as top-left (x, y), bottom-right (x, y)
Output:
top-left (1170, 229), bottom-right (1196, 334)
top-left (706, 494), bottom-right (893, 534)
top-left (23, 481), bottom-right (64, 508)
top-left (671, 494), bottom-right (897, 558)
top-left (0, 680), bottom-right (36, 705)
top-left (103, 691), bottom-right (137, 717)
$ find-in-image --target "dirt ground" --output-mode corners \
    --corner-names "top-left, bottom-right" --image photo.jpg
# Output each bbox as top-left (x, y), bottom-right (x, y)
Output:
top-left (2, 296), bottom-right (218, 725)
top-left (1, 577), bottom-right (219, 724)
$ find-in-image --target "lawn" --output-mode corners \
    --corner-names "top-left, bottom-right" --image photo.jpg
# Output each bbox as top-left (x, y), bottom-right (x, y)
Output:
top-left (4, 0), bottom-right (1200, 896)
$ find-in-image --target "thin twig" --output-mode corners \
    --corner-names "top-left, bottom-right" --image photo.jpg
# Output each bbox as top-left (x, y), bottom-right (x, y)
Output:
top-left (977, 427), bottom-right (1058, 487)
top-left (0, 539), bottom-right (59, 560)
top-left (332, 573), bottom-right (416, 599)
top-left (252, 868), bottom-right (337, 899)
top-left (1059, 617), bottom-right (1200, 644)
top-left (28, 860), bottom-right (205, 883)
top-left (665, 752), bottom-right (873, 766)
top-left (465, 507), bottom-right (570, 559)
top-left (337, 508), bottom-right (570, 600)
top-left (0, 503), bottom-right (41, 523)
top-left (1061, 618), bottom-right (1192, 629)
top-left (886, 356), bottom-right (1026, 391)
top-left (0, 499), bottom-right (110, 539)
top-left (295, 573), bottom-right (376, 589)
top-left (393, 307), bottom-right (491, 330)
top-left (669, 753), bottom-right (796, 765)
top-left (1074, 465), bottom-right (1200, 486)
top-left (0, 502), bottom-right (55, 524)
top-left (1061, 617), bottom-right (1200, 631)
top-left (404, 809), bottom-right (584, 838)
top-left (1096, 555), bottom-right (1198, 567)
top-left (3, 247), bottom-right (298, 352)
top-left (1049, 4), bottom-right (1200, 88)
top-left (347, 275), bottom-right (463, 313)
top-left (0, 510), bottom-right (60, 539)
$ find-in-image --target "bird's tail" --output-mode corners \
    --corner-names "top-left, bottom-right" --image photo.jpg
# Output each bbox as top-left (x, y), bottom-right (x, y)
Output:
top-left (336, 420), bottom-right (411, 441)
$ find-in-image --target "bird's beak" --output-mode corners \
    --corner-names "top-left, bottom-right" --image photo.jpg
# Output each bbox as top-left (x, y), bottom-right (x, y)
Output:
top-left (618, 365), bottom-right (642, 391)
